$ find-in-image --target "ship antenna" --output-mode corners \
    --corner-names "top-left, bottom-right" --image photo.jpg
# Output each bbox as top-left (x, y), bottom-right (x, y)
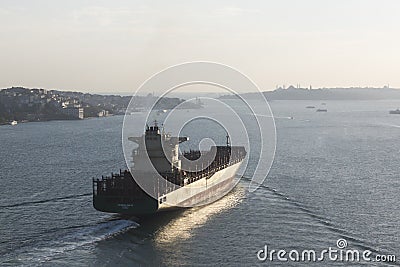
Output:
top-left (226, 132), bottom-right (230, 147)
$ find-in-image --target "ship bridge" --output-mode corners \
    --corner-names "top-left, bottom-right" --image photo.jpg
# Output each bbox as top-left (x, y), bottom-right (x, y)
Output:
top-left (128, 122), bottom-right (188, 174)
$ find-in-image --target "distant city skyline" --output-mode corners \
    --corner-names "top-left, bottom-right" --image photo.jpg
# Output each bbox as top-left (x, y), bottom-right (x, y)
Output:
top-left (1, 0), bottom-right (399, 93)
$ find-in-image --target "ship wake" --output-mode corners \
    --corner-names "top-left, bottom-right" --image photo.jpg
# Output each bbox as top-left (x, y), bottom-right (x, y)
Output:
top-left (0, 193), bottom-right (92, 209)
top-left (6, 219), bottom-right (139, 265)
top-left (241, 176), bottom-right (391, 259)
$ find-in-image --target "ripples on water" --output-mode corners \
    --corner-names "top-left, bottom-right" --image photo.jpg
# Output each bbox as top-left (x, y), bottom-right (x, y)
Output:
top-left (0, 100), bottom-right (399, 266)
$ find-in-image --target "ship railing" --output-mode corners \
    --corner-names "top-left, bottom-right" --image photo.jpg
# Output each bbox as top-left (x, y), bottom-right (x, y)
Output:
top-left (93, 152), bottom-right (246, 193)
top-left (172, 153), bottom-right (246, 186)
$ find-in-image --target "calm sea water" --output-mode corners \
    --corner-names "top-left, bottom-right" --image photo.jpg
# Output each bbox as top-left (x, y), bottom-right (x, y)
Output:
top-left (0, 100), bottom-right (399, 266)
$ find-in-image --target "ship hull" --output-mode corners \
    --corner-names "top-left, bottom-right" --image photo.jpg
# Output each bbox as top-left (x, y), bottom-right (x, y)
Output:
top-left (93, 162), bottom-right (241, 216)
top-left (93, 192), bottom-right (158, 215)
top-left (159, 162), bottom-right (240, 210)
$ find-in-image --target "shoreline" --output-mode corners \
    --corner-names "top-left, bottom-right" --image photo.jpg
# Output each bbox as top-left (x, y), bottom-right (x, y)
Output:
top-left (0, 114), bottom-right (121, 126)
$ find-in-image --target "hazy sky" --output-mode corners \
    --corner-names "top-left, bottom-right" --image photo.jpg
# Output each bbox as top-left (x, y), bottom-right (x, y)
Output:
top-left (1, 0), bottom-right (399, 93)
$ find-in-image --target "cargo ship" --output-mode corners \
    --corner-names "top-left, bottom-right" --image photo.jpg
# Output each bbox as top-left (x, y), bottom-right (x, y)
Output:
top-left (93, 122), bottom-right (246, 216)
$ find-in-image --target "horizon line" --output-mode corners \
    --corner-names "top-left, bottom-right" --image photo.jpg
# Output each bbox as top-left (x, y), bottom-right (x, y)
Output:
top-left (1, 85), bottom-right (399, 96)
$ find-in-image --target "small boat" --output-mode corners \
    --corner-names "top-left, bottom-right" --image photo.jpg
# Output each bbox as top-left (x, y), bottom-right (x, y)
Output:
top-left (316, 109), bottom-right (327, 112)
top-left (306, 106), bottom-right (315, 109)
top-left (389, 109), bottom-right (400, 114)
top-left (10, 120), bottom-right (18, 126)
top-left (156, 109), bottom-right (168, 115)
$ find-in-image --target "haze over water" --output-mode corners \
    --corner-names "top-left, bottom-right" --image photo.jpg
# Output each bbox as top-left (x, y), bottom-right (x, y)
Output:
top-left (0, 99), bottom-right (399, 266)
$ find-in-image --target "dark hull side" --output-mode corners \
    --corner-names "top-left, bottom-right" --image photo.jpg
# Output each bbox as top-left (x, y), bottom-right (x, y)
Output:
top-left (93, 192), bottom-right (158, 216)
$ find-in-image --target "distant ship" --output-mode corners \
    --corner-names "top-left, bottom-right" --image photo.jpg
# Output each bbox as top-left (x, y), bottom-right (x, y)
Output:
top-left (93, 122), bottom-right (246, 216)
top-left (316, 109), bottom-right (328, 112)
top-left (156, 109), bottom-right (168, 115)
top-left (10, 120), bottom-right (17, 126)
top-left (306, 106), bottom-right (315, 109)
top-left (389, 109), bottom-right (400, 114)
